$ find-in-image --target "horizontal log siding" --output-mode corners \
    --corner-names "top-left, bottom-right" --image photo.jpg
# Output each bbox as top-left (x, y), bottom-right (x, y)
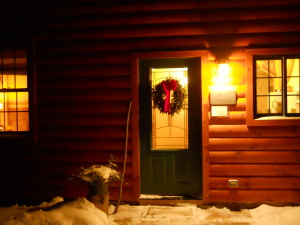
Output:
top-left (1, 0), bottom-right (300, 205)
top-left (209, 83), bottom-right (300, 204)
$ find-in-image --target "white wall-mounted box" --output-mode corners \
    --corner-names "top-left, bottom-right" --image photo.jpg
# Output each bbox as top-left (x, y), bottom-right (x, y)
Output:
top-left (210, 90), bottom-right (237, 106)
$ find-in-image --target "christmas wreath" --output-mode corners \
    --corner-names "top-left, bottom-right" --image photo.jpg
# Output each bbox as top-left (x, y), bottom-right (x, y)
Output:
top-left (151, 78), bottom-right (187, 116)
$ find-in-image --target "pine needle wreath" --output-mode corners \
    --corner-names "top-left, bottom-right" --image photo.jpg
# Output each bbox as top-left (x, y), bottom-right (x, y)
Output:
top-left (151, 78), bottom-right (187, 116)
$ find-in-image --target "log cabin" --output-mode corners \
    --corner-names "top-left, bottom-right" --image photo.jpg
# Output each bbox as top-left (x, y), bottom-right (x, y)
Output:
top-left (0, 0), bottom-right (300, 206)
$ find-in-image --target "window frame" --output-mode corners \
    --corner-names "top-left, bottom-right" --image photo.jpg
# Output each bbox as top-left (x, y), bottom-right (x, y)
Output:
top-left (0, 46), bottom-right (36, 140)
top-left (246, 47), bottom-right (300, 126)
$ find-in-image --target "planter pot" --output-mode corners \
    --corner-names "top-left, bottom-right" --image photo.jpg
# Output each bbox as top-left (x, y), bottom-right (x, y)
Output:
top-left (87, 181), bottom-right (109, 215)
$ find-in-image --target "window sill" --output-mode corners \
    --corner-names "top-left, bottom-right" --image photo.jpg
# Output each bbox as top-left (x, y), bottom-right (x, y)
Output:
top-left (255, 116), bottom-right (300, 120)
top-left (0, 132), bottom-right (33, 142)
top-left (247, 116), bottom-right (300, 126)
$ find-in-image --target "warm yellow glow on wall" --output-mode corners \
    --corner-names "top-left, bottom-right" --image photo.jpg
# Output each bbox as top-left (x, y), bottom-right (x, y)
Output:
top-left (209, 60), bottom-right (238, 111)
top-left (210, 62), bottom-right (236, 92)
top-left (212, 63), bottom-right (231, 85)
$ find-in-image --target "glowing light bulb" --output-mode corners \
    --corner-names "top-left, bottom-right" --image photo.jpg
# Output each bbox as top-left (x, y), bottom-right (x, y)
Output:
top-left (212, 63), bottom-right (231, 85)
top-left (217, 63), bottom-right (230, 77)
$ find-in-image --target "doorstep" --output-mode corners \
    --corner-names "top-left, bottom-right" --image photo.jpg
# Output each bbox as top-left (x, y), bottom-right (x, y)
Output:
top-left (139, 196), bottom-right (203, 207)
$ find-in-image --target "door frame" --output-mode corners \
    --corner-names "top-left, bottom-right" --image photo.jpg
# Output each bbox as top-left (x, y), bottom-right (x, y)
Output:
top-left (131, 50), bottom-right (209, 202)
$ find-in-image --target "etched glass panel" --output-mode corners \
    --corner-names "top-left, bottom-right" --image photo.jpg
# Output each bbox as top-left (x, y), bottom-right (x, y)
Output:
top-left (151, 68), bottom-right (188, 150)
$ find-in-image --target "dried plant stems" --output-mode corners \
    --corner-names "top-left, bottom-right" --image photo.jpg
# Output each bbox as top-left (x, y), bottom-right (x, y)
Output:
top-left (114, 101), bottom-right (131, 214)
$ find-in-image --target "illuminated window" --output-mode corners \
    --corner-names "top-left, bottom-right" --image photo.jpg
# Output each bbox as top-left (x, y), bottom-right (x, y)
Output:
top-left (255, 55), bottom-right (300, 118)
top-left (0, 49), bottom-right (29, 132)
top-left (151, 68), bottom-right (188, 150)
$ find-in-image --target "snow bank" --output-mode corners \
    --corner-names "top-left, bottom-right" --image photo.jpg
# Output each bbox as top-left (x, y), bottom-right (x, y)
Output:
top-left (0, 197), bottom-right (108, 225)
top-left (249, 204), bottom-right (300, 225)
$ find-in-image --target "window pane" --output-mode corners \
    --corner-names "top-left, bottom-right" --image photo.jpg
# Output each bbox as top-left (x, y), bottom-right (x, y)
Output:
top-left (151, 68), bottom-right (188, 150)
top-left (18, 112), bottom-right (29, 131)
top-left (257, 96), bottom-right (269, 114)
top-left (256, 60), bottom-right (269, 77)
top-left (16, 70), bottom-right (28, 88)
top-left (17, 92), bottom-right (29, 111)
top-left (270, 78), bottom-right (282, 94)
top-left (270, 60), bottom-right (282, 77)
top-left (6, 92), bottom-right (16, 111)
top-left (270, 96), bottom-right (282, 114)
top-left (0, 112), bottom-right (3, 131)
top-left (287, 58), bottom-right (299, 77)
top-left (287, 77), bottom-right (299, 93)
top-left (2, 74), bottom-right (15, 89)
top-left (0, 92), bottom-right (4, 111)
top-left (256, 78), bottom-right (268, 95)
top-left (256, 60), bottom-right (282, 77)
top-left (287, 96), bottom-right (300, 113)
top-left (5, 112), bottom-right (17, 131)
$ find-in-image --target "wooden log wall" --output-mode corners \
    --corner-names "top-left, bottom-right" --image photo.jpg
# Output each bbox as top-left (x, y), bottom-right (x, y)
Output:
top-left (208, 63), bottom-right (300, 203)
top-left (0, 0), bottom-right (300, 205)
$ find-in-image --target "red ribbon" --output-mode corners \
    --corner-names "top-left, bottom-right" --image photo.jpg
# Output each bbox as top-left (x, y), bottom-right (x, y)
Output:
top-left (161, 79), bottom-right (177, 114)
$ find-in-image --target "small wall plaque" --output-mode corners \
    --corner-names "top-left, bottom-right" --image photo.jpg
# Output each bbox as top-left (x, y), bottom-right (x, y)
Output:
top-left (211, 106), bottom-right (228, 117)
top-left (228, 179), bottom-right (239, 188)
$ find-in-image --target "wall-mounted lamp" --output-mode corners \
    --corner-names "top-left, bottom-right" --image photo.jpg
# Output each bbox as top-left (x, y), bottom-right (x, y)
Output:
top-left (210, 60), bottom-right (237, 117)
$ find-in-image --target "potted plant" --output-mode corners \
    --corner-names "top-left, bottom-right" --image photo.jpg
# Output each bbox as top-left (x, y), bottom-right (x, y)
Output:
top-left (73, 159), bottom-right (120, 214)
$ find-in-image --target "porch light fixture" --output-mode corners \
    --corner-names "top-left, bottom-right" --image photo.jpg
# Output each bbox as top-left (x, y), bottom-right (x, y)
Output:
top-left (213, 62), bottom-right (231, 86)
top-left (210, 61), bottom-right (237, 117)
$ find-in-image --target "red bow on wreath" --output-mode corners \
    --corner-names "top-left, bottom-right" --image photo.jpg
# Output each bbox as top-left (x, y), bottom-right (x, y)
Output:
top-left (161, 79), bottom-right (178, 114)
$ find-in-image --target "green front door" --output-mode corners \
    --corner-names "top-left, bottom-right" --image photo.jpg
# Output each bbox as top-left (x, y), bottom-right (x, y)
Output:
top-left (139, 57), bottom-right (202, 197)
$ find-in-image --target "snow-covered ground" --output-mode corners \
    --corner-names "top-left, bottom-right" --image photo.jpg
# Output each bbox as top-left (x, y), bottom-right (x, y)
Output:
top-left (0, 197), bottom-right (108, 225)
top-left (0, 196), bottom-right (300, 225)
